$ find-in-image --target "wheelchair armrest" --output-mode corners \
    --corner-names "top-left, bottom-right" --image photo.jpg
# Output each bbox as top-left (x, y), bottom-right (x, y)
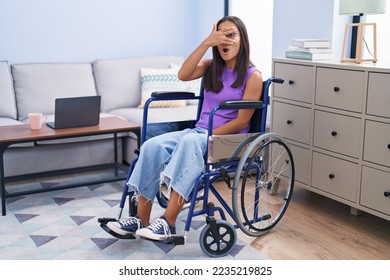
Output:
top-left (141, 91), bottom-right (199, 144)
top-left (151, 91), bottom-right (196, 98)
top-left (219, 100), bottom-right (264, 110)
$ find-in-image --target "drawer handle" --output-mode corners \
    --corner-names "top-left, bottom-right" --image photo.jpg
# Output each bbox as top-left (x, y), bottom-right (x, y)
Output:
top-left (287, 120), bottom-right (293, 125)
top-left (331, 131), bottom-right (338, 137)
top-left (329, 174), bottom-right (335, 179)
top-left (333, 86), bottom-right (340, 92)
top-left (288, 80), bottom-right (294, 85)
top-left (384, 191), bottom-right (390, 198)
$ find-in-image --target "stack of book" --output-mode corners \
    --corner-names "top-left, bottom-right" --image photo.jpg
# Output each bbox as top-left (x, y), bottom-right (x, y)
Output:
top-left (285, 39), bottom-right (333, 60)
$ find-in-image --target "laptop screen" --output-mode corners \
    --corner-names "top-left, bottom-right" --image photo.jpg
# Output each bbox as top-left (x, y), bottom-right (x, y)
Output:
top-left (47, 96), bottom-right (101, 129)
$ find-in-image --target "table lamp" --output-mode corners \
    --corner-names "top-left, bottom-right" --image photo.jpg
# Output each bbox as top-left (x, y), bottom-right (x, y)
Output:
top-left (339, 0), bottom-right (387, 63)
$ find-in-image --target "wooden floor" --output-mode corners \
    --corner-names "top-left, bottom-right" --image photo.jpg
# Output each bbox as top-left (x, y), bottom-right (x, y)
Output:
top-left (210, 180), bottom-right (389, 260)
top-left (249, 184), bottom-right (390, 260)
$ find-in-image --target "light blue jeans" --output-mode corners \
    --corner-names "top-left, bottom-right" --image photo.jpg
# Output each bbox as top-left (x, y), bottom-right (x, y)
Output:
top-left (126, 127), bottom-right (207, 201)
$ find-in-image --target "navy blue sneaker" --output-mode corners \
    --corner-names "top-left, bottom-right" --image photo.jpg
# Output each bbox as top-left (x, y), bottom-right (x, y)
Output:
top-left (136, 216), bottom-right (176, 240)
top-left (107, 216), bottom-right (143, 236)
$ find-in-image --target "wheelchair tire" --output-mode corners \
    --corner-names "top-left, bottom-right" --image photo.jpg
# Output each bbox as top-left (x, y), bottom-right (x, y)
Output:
top-left (156, 190), bottom-right (169, 209)
top-left (129, 195), bottom-right (138, 216)
top-left (232, 133), bottom-right (294, 237)
top-left (156, 184), bottom-right (199, 210)
top-left (199, 220), bottom-right (237, 257)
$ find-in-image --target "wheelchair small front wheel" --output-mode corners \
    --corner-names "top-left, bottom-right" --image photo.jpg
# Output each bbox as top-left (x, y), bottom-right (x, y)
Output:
top-left (232, 133), bottom-right (295, 237)
top-left (199, 220), bottom-right (237, 257)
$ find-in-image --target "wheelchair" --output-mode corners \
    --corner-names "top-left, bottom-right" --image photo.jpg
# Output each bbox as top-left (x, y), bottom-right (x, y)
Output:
top-left (99, 77), bottom-right (295, 257)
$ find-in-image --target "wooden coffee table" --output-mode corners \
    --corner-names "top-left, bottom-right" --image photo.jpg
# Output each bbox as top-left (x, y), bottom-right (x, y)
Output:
top-left (0, 116), bottom-right (140, 215)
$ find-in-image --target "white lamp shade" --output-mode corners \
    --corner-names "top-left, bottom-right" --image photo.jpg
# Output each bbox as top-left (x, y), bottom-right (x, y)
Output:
top-left (339, 0), bottom-right (387, 15)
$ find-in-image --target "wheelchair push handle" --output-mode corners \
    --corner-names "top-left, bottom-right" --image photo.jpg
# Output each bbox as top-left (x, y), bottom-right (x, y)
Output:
top-left (271, 77), bottom-right (284, 84)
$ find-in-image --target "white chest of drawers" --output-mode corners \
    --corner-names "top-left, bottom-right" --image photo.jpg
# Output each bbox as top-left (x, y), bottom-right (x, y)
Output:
top-left (272, 58), bottom-right (390, 221)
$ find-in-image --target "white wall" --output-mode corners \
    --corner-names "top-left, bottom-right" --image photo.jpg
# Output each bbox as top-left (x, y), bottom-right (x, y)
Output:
top-left (230, 0), bottom-right (337, 78)
top-left (332, 0), bottom-right (351, 60)
top-left (367, 3), bottom-right (390, 63)
top-left (2, 0), bottom-right (374, 67)
top-left (230, 0), bottom-right (274, 79)
top-left (272, 0), bottom-right (335, 58)
top-left (0, 0), bottom-right (224, 64)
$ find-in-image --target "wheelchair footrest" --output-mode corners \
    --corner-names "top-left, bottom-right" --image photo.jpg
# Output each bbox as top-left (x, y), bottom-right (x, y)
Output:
top-left (99, 217), bottom-right (136, 240)
top-left (145, 235), bottom-right (186, 245)
top-left (98, 217), bottom-right (117, 223)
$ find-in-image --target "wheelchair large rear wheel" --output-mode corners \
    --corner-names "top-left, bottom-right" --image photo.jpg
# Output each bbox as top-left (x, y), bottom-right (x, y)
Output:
top-left (232, 133), bottom-right (294, 237)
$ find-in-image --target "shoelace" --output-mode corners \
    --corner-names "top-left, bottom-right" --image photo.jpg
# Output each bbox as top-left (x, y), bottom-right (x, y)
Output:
top-left (119, 217), bottom-right (138, 226)
top-left (148, 218), bottom-right (170, 235)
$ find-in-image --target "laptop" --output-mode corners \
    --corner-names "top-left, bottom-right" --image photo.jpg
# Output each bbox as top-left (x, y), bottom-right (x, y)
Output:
top-left (46, 96), bottom-right (101, 129)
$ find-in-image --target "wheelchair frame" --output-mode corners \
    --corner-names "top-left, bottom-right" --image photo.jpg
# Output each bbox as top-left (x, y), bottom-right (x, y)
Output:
top-left (99, 77), bottom-right (295, 257)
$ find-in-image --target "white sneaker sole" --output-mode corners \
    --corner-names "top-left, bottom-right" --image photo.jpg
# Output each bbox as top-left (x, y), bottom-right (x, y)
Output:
top-left (106, 222), bottom-right (136, 236)
top-left (136, 228), bottom-right (172, 241)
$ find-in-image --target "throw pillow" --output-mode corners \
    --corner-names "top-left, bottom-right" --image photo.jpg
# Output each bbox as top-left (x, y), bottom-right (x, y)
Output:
top-left (139, 67), bottom-right (186, 108)
top-left (170, 63), bottom-right (202, 105)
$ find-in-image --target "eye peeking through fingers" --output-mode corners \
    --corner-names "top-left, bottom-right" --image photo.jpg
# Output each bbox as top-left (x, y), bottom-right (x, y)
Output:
top-left (226, 32), bottom-right (239, 39)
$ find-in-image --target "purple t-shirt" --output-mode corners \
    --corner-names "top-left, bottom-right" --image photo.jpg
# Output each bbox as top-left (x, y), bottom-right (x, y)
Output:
top-left (195, 66), bottom-right (258, 134)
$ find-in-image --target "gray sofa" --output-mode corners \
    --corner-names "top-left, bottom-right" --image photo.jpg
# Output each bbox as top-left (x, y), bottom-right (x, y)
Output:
top-left (0, 56), bottom-right (200, 177)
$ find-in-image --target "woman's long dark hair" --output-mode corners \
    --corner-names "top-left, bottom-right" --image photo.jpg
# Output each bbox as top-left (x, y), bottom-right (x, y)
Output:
top-left (203, 16), bottom-right (253, 93)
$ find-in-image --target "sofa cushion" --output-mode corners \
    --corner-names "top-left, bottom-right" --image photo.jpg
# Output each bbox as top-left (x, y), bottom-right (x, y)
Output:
top-left (170, 63), bottom-right (202, 105)
top-left (0, 61), bottom-right (17, 119)
top-left (139, 67), bottom-right (186, 108)
top-left (12, 63), bottom-right (97, 121)
top-left (93, 56), bottom-right (184, 112)
top-left (107, 104), bottom-right (199, 125)
top-left (0, 117), bottom-right (23, 126)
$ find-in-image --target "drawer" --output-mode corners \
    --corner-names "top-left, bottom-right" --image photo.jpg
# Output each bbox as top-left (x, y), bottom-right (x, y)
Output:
top-left (273, 62), bottom-right (314, 103)
top-left (363, 120), bottom-right (390, 168)
top-left (272, 101), bottom-right (311, 144)
top-left (315, 67), bottom-right (365, 113)
top-left (361, 166), bottom-right (390, 216)
top-left (311, 152), bottom-right (358, 202)
top-left (367, 72), bottom-right (390, 118)
top-left (288, 144), bottom-right (310, 185)
top-left (313, 110), bottom-right (361, 158)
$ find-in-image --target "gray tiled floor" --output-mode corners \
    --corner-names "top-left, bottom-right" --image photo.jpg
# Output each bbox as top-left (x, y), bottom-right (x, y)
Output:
top-left (0, 179), bottom-right (268, 260)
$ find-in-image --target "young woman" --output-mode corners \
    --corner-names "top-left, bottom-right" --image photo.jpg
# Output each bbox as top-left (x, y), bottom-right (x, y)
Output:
top-left (107, 16), bottom-right (263, 241)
